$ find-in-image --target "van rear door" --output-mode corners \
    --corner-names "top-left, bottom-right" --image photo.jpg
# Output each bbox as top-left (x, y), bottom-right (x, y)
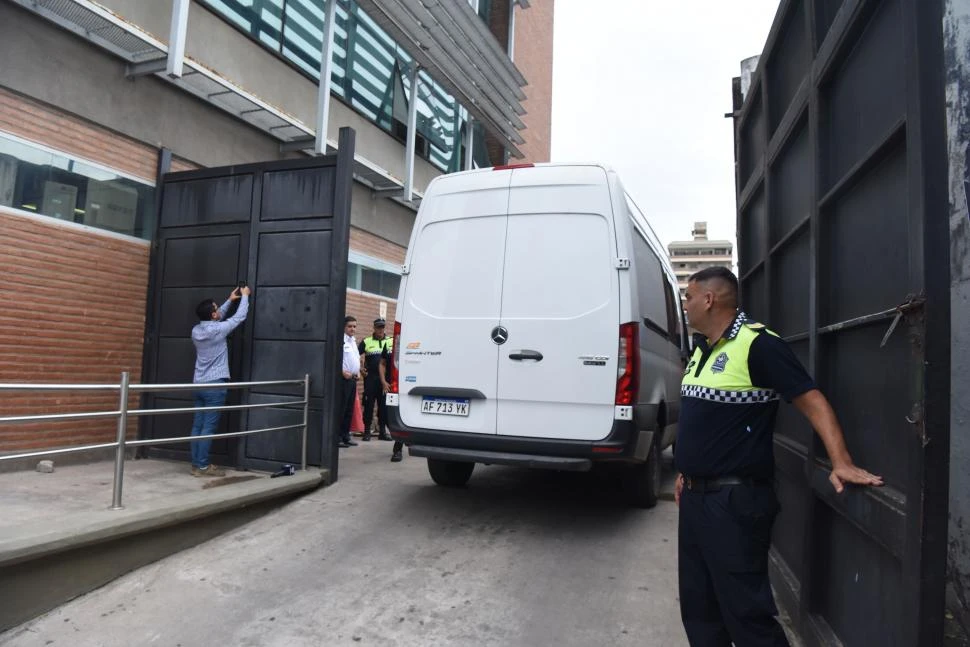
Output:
top-left (495, 166), bottom-right (619, 441)
top-left (397, 171), bottom-right (511, 435)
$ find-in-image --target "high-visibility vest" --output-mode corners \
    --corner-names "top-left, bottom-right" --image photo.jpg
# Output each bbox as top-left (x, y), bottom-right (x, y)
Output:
top-left (680, 320), bottom-right (780, 405)
top-left (362, 336), bottom-right (391, 356)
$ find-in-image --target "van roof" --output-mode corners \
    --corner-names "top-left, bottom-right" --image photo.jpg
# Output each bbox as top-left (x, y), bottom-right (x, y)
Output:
top-left (441, 162), bottom-right (619, 178)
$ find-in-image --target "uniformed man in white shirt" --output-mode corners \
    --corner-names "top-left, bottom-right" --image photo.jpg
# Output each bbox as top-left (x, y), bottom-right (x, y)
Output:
top-left (339, 316), bottom-right (361, 448)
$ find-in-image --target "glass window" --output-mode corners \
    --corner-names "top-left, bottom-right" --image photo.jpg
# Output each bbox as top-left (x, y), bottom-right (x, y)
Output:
top-left (200, 0), bottom-right (469, 172)
top-left (0, 131), bottom-right (156, 240)
top-left (347, 253), bottom-right (402, 299)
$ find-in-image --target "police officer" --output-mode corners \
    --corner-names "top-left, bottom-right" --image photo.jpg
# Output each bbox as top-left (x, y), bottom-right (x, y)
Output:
top-left (358, 318), bottom-right (393, 442)
top-left (675, 267), bottom-right (883, 647)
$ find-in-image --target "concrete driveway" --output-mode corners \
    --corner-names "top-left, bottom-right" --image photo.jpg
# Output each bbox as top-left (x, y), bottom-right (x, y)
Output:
top-left (1, 442), bottom-right (687, 647)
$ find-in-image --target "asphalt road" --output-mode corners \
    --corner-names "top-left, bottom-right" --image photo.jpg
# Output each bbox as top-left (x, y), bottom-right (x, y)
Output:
top-left (1, 441), bottom-right (687, 647)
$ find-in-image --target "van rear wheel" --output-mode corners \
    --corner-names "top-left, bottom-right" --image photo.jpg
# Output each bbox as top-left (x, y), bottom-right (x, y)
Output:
top-left (427, 459), bottom-right (475, 487)
top-left (625, 443), bottom-right (661, 508)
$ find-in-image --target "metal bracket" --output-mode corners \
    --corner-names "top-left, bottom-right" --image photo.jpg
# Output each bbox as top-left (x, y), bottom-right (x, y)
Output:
top-left (615, 258), bottom-right (631, 270)
top-left (280, 136), bottom-right (315, 153)
top-left (402, 264), bottom-right (411, 275)
top-left (880, 294), bottom-right (924, 348)
top-left (371, 187), bottom-right (405, 198)
top-left (126, 57), bottom-right (167, 79)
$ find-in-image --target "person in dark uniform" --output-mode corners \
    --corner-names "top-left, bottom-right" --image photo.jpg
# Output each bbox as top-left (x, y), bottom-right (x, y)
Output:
top-left (358, 318), bottom-right (393, 442)
top-left (675, 266), bottom-right (883, 647)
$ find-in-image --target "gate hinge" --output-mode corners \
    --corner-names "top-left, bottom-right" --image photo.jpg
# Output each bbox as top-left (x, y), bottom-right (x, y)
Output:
top-left (401, 264), bottom-right (410, 275)
top-left (615, 258), bottom-right (631, 270)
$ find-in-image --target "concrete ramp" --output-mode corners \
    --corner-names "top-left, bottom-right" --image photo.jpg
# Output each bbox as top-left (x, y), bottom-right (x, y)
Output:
top-left (0, 459), bottom-right (325, 631)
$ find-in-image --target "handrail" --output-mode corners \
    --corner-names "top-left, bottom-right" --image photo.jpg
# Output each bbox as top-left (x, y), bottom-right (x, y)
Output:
top-left (0, 372), bottom-right (312, 510)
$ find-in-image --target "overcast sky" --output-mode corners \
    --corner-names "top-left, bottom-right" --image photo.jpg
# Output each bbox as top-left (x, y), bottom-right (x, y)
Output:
top-left (550, 1), bottom-right (782, 253)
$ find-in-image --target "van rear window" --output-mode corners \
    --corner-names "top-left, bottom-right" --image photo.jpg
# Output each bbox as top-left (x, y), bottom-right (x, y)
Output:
top-left (407, 215), bottom-right (507, 318)
top-left (501, 213), bottom-right (613, 318)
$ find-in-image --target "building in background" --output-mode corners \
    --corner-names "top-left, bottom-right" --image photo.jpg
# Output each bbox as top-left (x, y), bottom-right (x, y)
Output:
top-left (666, 221), bottom-right (734, 297)
top-left (0, 0), bottom-right (554, 457)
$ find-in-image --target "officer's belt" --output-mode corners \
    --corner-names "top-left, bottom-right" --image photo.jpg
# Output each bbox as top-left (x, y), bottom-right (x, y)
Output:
top-left (683, 475), bottom-right (771, 492)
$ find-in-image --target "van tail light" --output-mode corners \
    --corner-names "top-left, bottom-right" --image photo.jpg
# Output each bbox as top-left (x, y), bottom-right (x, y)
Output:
top-left (389, 321), bottom-right (402, 394)
top-left (615, 322), bottom-right (639, 406)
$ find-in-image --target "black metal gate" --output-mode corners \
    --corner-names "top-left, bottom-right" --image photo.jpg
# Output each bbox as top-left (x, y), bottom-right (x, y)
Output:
top-left (140, 128), bottom-right (355, 479)
top-left (732, 2), bottom-right (949, 645)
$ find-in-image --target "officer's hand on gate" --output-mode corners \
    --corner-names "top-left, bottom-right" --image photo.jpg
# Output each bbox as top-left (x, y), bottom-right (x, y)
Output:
top-left (829, 463), bottom-right (884, 493)
top-left (675, 473), bottom-right (684, 506)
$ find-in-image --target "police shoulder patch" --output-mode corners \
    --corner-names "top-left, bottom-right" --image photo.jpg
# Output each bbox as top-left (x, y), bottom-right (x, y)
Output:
top-left (711, 352), bottom-right (730, 373)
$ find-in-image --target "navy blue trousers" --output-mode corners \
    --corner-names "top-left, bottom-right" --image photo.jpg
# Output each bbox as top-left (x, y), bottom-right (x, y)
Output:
top-left (679, 484), bottom-right (790, 647)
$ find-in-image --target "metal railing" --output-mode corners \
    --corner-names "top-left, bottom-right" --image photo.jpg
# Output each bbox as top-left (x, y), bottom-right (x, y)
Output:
top-left (0, 372), bottom-right (311, 510)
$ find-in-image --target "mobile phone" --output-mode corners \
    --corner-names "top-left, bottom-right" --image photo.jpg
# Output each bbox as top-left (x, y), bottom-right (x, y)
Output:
top-left (237, 281), bottom-right (248, 289)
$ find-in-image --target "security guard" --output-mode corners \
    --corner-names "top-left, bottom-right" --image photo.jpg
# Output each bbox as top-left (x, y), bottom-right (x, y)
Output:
top-left (358, 318), bottom-right (393, 441)
top-left (675, 267), bottom-right (883, 647)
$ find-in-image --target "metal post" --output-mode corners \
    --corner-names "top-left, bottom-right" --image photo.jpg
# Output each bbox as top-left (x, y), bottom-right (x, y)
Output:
top-left (404, 63), bottom-right (420, 201)
top-left (301, 373), bottom-right (310, 471)
top-left (507, 1), bottom-right (516, 62)
top-left (464, 115), bottom-right (475, 171)
top-left (315, 0), bottom-right (339, 155)
top-left (166, 0), bottom-right (191, 78)
top-left (110, 372), bottom-right (130, 510)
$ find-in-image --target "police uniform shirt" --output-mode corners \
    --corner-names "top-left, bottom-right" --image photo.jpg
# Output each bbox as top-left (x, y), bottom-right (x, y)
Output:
top-left (358, 335), bottom-right (391, 377)
top-left (675, 310), bottom-right (816, 480)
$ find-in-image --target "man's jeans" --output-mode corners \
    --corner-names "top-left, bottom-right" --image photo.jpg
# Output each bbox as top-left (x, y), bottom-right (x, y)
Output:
top-left (190, 379), bottom-right (228, 468)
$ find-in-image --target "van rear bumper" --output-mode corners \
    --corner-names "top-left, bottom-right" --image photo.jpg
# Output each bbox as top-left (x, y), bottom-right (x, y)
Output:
top-left (409, 445), bottom-right (593, 471)
top-left (387, 406), bottom-right (653, 465)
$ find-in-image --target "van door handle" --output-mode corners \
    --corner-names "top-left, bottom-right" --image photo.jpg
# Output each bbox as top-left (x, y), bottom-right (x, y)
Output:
top-left (509, 350), bottom-right (543, 361)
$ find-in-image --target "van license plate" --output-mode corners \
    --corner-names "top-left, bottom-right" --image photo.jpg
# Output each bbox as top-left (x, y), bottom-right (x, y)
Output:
top-left (421, 397), bottom-right (470, 416)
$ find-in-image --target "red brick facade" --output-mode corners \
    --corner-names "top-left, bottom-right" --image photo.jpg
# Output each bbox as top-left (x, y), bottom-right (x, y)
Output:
top-left (346, 226), bottom-right (406, 340)
top-left (513, 1), bottom-right (555, 164)
top-left (0, 88), bottom-right (161, 454)
top-left (0, 208), bottom-right (149, 452)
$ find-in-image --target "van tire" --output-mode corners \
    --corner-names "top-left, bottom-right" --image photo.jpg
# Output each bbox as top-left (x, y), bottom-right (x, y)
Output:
top-left (427, 459), bottom-right (475, 487)
top-left (626, 442), bottom-right (661, 508)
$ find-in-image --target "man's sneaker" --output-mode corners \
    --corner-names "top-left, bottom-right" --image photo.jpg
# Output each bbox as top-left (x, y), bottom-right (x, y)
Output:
top-left (362, 433), bottom-right (372, 442)
top-left (378, 433), bottom-right (393, 441)
top-left (191, 465), bottom-right (227, 477)
top-left (390, 451), bottom-right (403, 463)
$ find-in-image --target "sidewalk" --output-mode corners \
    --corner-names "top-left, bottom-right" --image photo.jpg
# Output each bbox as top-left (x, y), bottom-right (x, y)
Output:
top-left (0, 458), bottom-right (260, 525)
top-left (0, 456), bottom-right (325, 632)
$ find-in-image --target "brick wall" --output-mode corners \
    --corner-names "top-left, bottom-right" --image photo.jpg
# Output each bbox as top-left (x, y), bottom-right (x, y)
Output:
top-left (0, 208), bottom-right (150, 452)
top-left (0, 87), bottom-right (159, 182)
top-left (513, 1), bottom-right (555, 164)
top-left (345, 225), bottom-right (405, 333)
top-left (0, 87), bottom-right (161, 454)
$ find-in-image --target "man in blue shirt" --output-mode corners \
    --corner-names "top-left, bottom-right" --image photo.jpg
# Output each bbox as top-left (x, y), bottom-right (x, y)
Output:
top-left (190, 285), bottom-right (251, 476)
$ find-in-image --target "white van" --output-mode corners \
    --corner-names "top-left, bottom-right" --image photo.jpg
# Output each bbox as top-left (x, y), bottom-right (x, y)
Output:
top-left (385, 163), bottom-right (687, 507)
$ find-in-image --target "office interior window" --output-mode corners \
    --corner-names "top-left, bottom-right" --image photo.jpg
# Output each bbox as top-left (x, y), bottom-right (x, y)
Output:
top-left (347, 251), bottom-right (401, 299)
top-left (0, 131), bottom-right (156, 240)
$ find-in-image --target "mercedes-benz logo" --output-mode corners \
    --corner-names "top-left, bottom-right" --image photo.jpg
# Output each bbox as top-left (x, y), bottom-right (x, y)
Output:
top-left (491, 326), bottom-right (508, 345)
